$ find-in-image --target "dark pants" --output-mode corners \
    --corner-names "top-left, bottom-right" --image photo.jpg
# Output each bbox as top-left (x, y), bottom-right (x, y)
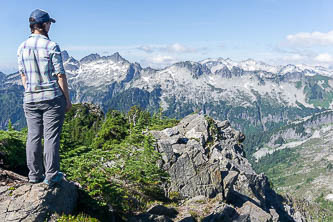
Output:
top-left (23, 95), bottom-right (66, 181)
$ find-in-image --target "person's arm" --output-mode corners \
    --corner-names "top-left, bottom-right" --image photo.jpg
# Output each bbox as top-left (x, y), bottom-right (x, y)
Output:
top-left (51, 44), bottom-right (72, 112)
top-left (20, 73), bottom-right (27, 90)
top-left (57, 74), bottom-right (72, 112)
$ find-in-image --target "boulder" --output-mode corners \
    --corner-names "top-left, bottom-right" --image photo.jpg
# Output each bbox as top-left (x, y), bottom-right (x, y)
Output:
top-left (147, 205), bottom-right (178, 218)
top-left (236, 201), bottom-right (272, 222)
top-left (0, 169), bottom-right (78, 222)
top-left (202, 203), bottom-right (239, 222)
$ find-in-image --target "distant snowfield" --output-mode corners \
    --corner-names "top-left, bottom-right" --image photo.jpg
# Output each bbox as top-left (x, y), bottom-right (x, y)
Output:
top-left (253, 124), bottom-right (332, 161)
top-left (253, 139), bottom-right (309, 161)
top-left (290, 110), bottom-right (333, 125)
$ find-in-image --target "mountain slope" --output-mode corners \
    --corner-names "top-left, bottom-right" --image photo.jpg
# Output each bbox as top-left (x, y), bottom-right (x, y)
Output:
top-left (0, 71), bottom-right (25, 129)
top-left (253, 110), bottom-right (333, 214)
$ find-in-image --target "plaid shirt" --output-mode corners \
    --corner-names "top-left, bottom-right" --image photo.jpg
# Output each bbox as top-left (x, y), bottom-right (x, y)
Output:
top-left (17, 34), bottom-right (65, 103)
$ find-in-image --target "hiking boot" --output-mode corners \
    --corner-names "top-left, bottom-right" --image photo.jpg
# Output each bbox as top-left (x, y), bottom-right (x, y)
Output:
top-left (43, 172), bottom-right (64, 187)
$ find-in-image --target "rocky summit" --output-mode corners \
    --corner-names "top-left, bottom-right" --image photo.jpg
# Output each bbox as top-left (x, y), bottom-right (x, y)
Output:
top-left (130, 114), bottom-right (306, 221)
top-left (0, 169), bottom-right (78, 222)
top-left (0, 113), bottom-right (313, 221)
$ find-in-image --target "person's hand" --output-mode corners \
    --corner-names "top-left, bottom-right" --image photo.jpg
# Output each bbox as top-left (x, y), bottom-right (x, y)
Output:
top-left (65, 100), bottom-right (72, 112)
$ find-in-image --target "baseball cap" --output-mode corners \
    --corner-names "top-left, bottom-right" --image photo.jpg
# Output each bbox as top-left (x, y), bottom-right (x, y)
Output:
top-left (29, 9), bottom-right (56, 24)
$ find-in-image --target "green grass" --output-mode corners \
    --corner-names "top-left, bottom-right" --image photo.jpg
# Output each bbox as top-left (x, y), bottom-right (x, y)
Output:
top-left (314, 193), bottom-right (333, 221)
top-left (57, 213), bottom-right (100, 222)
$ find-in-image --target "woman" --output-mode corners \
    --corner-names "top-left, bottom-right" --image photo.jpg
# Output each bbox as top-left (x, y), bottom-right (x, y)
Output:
top-left (17, 9), bottom-right (72, 186)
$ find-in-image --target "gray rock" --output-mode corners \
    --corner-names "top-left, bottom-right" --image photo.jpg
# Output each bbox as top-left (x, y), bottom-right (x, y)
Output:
top-left (216, 120), bottom-right (230, 130)
top-left (128, 213), bottom-right (173, 222)
top-left (202, 203), bottom-right (238, 222)
top-left (0, 174), bottom-right (78, 222)
top-left (222, 170), bottom-right (239, 200)
top-left (163, 127), bottom-right (179, 137)
top-left (147, 205), bottom-right (178, 218)
top-left (269, 208), bottom-right (280, 222)
top-left (237, 201), bottom-right (272, 222)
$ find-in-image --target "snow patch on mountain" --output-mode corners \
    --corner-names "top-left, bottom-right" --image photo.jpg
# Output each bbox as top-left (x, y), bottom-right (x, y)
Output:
top-left (253, 123), bottom-right (331, 161)
top-left (16, 51), bottom-right (322, 110)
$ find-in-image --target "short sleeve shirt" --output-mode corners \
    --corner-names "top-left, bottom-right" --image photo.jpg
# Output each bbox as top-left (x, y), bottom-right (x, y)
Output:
top-left (17, 34), bottom-right (65, 103)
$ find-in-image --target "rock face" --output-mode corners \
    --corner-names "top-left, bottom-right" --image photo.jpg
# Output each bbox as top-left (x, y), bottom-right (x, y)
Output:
top-left (151, 114), bottom-right (245, 199)
top-left (0, 169), bottom-right (78, 222)
top-left (148, 114), bottom-right (306, 222)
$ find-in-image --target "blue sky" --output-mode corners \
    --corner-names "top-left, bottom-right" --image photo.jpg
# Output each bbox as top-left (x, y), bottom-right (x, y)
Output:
top-left (1, 0), bottom-right (333, 73)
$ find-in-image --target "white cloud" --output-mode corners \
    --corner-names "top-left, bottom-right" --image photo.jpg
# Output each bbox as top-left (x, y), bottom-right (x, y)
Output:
top-left (137, 45), bottom-right (154, 53)
top-left (140, 55), bottom-right (179, 69)
top-left (314, 53), bottom-right (333, 63)
top-left (272, 37), bottom-right (333, 66)
top-left (286, 30), bottom-right (333, 46)
top-left (137, 43), bottom-right (197, 54)
top-left (282, 54), bottom-right (306, 61)
top-left (151, 55), bottom-right (177, 64)
top-left (167, 43), bottom-right (196, 53)
top-left (266, 53), bottom-right (308, 66)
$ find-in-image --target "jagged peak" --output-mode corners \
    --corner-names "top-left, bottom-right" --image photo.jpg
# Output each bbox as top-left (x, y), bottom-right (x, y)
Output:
top-left (171, 61), bottom-right (211, 78)
top-left (67, 56), bottom-right (79, 64)
top-left (79, 52), bottom-right (129, 64)
top-left (61, 50), bottom-right (70, 61)
top-left (279, 64), bottom-right (300, 75)
top-left (174, 60), bottom-right (205, 68)
top-left (79, 53), bottom-right (101, 63)
top-left (142, 66), bottom-right (159, 73)
top-left (0, 71), bottom-right (5, 83)
top-left (105, 52), bottom-right (127, 63)
top-left (174, 60), bottom-right (191, 66)
top-left (133, 62), bottom-right (142, 70)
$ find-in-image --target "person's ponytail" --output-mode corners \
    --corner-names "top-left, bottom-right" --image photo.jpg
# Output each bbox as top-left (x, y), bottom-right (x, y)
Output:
top-left (29, 18), bottom-right (49, 38)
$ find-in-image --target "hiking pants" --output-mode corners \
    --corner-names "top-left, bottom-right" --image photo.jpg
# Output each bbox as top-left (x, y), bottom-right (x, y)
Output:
top-left (23, 95), bottom-right (66, 181)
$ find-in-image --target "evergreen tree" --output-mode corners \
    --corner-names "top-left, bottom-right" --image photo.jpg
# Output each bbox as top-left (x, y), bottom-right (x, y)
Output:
top-left (7, 119), bottom-right (13, 131)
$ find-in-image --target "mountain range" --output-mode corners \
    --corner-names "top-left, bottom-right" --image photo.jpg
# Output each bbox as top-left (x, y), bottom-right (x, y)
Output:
top-left (1, 52), bottom-right (333, 150)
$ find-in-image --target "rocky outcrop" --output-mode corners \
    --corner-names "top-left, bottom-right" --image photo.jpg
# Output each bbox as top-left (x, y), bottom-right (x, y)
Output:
top-left (0, 169), bottom-right (78, 222)
top-left (142, 114), bottom-right (307, 222)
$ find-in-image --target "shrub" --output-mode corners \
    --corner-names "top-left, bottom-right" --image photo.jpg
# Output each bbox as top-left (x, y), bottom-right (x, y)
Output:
top-left (0, 130), bottom-right (27, 173)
